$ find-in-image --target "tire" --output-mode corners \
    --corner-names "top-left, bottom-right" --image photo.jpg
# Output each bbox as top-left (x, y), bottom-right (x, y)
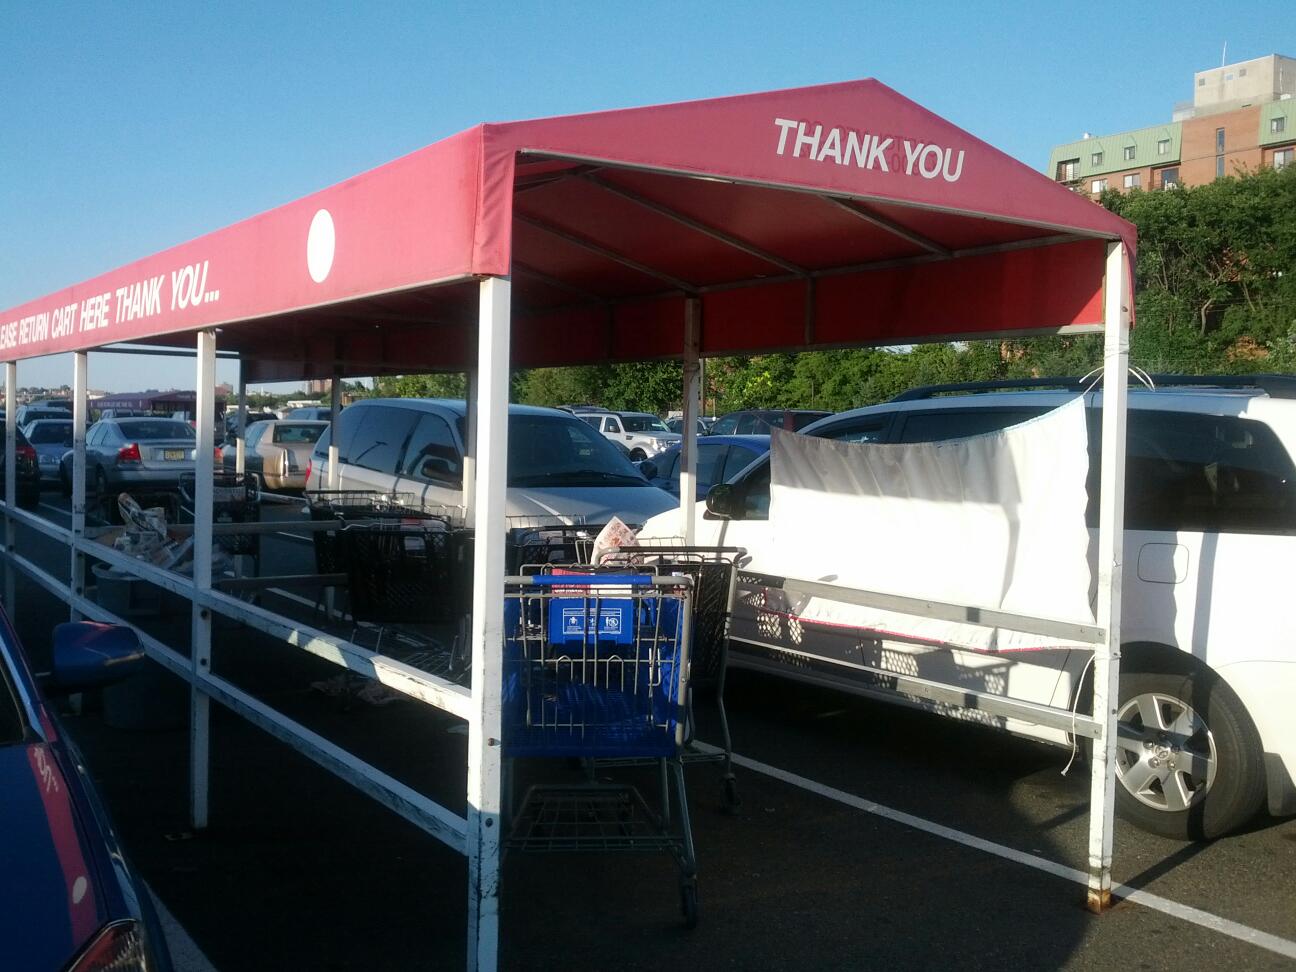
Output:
top-left (60, 468), bottom-right (71, 498)
top-left (629, 449), bottom-right (647, 463)
top-left (1110, 663), bottom-right (1265, 840)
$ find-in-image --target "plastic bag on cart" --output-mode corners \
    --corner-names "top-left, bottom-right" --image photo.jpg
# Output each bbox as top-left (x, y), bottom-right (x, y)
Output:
top-left (589, 516), bottom-right (638, 566)
top-left (113, 494), bottom-right (180, 567)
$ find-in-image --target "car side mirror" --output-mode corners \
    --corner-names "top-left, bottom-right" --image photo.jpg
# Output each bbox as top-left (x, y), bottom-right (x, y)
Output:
top-left (420, 456), bottom-right (460, 484)
top-left (638, 460), bottom-right (657, 480)
top-left (704, 483), bottom-right (741, 520)
top-left (49, 622), bottom-right (144, 693)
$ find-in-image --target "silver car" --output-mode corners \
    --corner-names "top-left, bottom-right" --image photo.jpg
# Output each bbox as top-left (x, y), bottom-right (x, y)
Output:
top-left (221, 419), bottom-right (328, 491)
top-left (304, 399), bottom-right (677, 525)
top-left (23, 418), bottom-right (74, 485)
top-left (61, 417), bottom-right (205, 495)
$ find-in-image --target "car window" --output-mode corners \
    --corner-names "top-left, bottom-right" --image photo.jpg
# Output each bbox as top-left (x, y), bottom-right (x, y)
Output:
top-left (117, 420), bottom-right (195, 440)
top-left (507, 415), bottom-right (645, 487)
top-left (1107, 410), bottom-right (1296, 534)
top-left (817, 418), bottom-right (889, 444)
top-left (86, 425), bottom-right (103, 447)
top-left (28, 422), bottom-right (73, 445)
top-left (739, 461), bottom-right (772, 519)
top-left (606, 416), bottom-right (622, 433)
top-left (656, 449), bottom-right (681, 482)
top-left (312, 426), bottom-right (332, 459)
top-left (667, 443), bottom-right (725, 488)
top-left (245, 423), bottom-right (267, 449)
top-left (621, 414), bottom-right (670, 433)
top-left (721, 445), bottom-right (763, 481)
top-left (401, 412), bottom-right (462, 485)
top-left (578, 415), bottom-right (602, 429)
top-left (349, 406), bottom-right (419, 475)
top-left (735, 413), bottom-right (763, 434)
top-left (272, 423), bottom-right (326, 445)
top-left (894, 408), bottom-right (1049, 443)
top-left (710, 414), bottom-right (739, 436)
top-left (330, 404), bottom-right (368, 464)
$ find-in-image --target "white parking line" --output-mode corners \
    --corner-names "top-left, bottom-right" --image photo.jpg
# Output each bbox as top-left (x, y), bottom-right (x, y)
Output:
top-left (147, 885), bottom-right (219, 972)
top-left (701, 745), bottom-right (1296, 961)
top-left (38, 501), bottom-right (71, 517)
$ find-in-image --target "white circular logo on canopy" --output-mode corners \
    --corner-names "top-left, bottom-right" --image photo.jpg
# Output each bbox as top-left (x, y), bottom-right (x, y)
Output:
top-left (306, 208), bottom-right (335, 283)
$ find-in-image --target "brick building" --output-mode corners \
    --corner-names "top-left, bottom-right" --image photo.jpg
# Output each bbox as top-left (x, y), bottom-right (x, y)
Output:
top-left (1048, 54), bottom-right (1296, 197)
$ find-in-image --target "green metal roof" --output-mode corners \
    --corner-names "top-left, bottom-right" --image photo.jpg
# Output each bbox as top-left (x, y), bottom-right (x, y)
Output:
top-left (1048, 122), bottom-right (1182, 180)
top-left (1259, 101), bottom-right (1296, 148)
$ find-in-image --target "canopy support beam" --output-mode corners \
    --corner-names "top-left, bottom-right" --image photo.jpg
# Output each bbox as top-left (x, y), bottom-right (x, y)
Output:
top-left (235, 371), bottom-right (247, 476)
top-left (1087, 242), bottom-right (1129, 913)
top-left (3, 364), bottom-right (14, 613)
top-left (467, 275), bottom-right (509, 972)
top-left (190, 329), bottom-right (217, 830)
top-left (680, 298), bottom-right (702, 544)
top-left (822, 195), bottom-right (953, 257)
top-left (514, 214), bottom-right (697, 294)
top-left (70, 352), bottom-right (87, 619)
top-left (582, 174), bottom-right (810, 276)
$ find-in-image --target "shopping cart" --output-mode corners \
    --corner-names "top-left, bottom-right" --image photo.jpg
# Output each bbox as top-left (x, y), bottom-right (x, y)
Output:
top-left (502, 572), bottom-right (700, 927)
top-left (528, 544), bottom-right (747, 812)
top-left (178, 472), bottom-right (260, 560)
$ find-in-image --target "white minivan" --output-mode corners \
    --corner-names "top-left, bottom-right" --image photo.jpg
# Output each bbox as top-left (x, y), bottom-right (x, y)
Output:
top-left (304, 399), bottom-right (677, 526)
top-left (640, 377), bottom-right (1296, 840)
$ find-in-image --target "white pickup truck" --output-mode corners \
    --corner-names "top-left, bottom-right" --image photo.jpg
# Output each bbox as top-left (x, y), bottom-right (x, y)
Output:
top-left (570, 408), bottom-right (680, 462)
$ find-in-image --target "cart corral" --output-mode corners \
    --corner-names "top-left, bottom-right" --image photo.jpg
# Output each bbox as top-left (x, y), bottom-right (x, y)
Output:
top-left (0, 80), bottom-right (1137, 971)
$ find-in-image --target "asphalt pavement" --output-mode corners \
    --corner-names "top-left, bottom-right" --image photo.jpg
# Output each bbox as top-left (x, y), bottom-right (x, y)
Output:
top-left (5, 494), bottom-right (1294, 970)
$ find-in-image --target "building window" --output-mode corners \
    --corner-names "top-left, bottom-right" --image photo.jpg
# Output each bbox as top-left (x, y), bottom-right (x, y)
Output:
top-left (1123, 145), bottom-right (1136, 161)
top-left (1124, 173), bottom-right (1141, 189)
top-left (1225, 72), bottom-right (1234, 81)
top-left (1057, 159), bottom-right (1079, 181)
top-left (1216, 128), bottom-right (1226, 153)
top-left (1159, 167), bottom-right (1180, 189)
top-left (1198, 77), bottom-right (1206, 87)
top-left (1217, 155), bottom-right (1226, 178)
top-left (1272, 116), bottom-right (1288, 134)
top-left (1276, 149), bottom-right (1294, 171)
top-left (1157, 138), bottom-right (1171, 156)
top-left (1091, 178), bottom-right (1107, 193)
top-left (1091, 151), bottom-right (1103, 166)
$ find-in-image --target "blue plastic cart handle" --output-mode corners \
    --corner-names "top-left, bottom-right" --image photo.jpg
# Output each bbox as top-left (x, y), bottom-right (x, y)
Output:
top-left (525, 574), bottom-right (655, 586)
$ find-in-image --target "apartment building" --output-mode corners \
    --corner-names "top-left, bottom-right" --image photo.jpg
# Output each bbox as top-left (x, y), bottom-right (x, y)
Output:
top-left (1048, 54), bottom-right (1296, 197)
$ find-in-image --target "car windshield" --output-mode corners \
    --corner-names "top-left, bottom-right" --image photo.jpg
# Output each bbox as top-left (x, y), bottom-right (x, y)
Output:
top-left (118, 419), bottom-right (196, 440)
top-left (506, 415), bottom-right (648, 487)
top-left (621, 414), bottom-right (670, 433)
top-left (272, 423), bottom-right (326, 444)
top-left (28, 422), bottom-right (73, 445)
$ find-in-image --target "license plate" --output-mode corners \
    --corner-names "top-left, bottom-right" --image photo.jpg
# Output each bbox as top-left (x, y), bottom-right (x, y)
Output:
top-left (163, 449), bottom-right (185, 461)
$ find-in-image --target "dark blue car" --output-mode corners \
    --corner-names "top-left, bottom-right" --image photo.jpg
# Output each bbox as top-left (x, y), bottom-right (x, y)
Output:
top-left (0, 615), bottom-right (172, 971)
top-left (638, 434), bottom-right (770, 500)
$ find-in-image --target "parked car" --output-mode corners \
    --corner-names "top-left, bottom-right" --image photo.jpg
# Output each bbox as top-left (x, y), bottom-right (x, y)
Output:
top-left (567, 406), bottom-right (681, 462)
top-left (639, 434), bottom-right (770, 500)
top-left (221, 419), bottom-right (328, 491)
top-left (16, 404), bottom-right (72, 428)
top-left (284, 406), bottom-right (335, 421)
top-left (0, 617), bottom-right (173, 971)
top-left (305, 399), bottom-right (676, 525)
top-left (665, 416), bottom-right (713, 436)
top-left (59, 417), bottom-right (208, 497)
top-left (708, 409), bottom-right (830, 435)
top-left (222, 411), bottom-right (281, 443)
top-left (2, 426), bottom-right (41, 509)
top-left (94, 408), bottom-right (153, 422)
top-left (642, 376), bottom-right (1296, 840)
top-left (23, 418), bottom-right (75, 486)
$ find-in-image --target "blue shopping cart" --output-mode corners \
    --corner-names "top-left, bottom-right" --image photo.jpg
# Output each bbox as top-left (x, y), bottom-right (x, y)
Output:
top-left (502, 572), bottom-right (699, 927)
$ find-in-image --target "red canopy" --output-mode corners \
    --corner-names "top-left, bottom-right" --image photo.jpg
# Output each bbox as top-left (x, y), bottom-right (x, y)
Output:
top-left (0, 80), bottom-right (1134, 381)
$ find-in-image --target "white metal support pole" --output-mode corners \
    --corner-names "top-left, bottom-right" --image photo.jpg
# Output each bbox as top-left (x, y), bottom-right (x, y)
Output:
top-left (1087, 242), bottom-right (1130, 913)
top-left (466, 276), bottom-right (509, 972)
top-left (191, 330), bottom-right (217, 830)
top-left (70, 352), bottom-right (88, 620)
top-left (235, 373), bottom-right (248, 476)
top-left (3, 363), bottom-right (15, 612)
top-left (328, 370), bottom-right (342, 490)
top-left (463, 368), bottom-right (477, 527)
top-left (680, 298), bottom-right (702, 544)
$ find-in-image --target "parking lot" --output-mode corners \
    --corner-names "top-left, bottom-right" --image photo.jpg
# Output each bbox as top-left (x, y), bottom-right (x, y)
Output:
top-left (8, 493), bottom-right (1295, 970)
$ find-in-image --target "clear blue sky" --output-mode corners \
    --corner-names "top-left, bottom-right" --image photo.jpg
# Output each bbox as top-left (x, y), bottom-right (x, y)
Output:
top-left (1, 0), bottom-right (1291, 392)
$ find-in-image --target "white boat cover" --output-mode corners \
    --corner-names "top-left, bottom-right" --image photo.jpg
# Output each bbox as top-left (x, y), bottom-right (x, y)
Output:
top-left (768, 399), bottom-right (1095, 651)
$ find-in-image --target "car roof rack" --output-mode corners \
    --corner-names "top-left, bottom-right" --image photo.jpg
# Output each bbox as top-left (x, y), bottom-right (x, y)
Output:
top-left (890, 374), bottom-right (1296, 402)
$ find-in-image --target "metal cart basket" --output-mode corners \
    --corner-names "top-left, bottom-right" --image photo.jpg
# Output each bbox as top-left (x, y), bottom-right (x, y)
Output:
top-left (179, 472), bottom-right (259, 558)
top-left (502, 572), bottom-right (700, 927)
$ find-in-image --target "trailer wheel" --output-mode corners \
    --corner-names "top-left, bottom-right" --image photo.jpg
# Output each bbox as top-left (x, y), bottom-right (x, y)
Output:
top-left (1111, 665), bottom-right (1265, 840)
